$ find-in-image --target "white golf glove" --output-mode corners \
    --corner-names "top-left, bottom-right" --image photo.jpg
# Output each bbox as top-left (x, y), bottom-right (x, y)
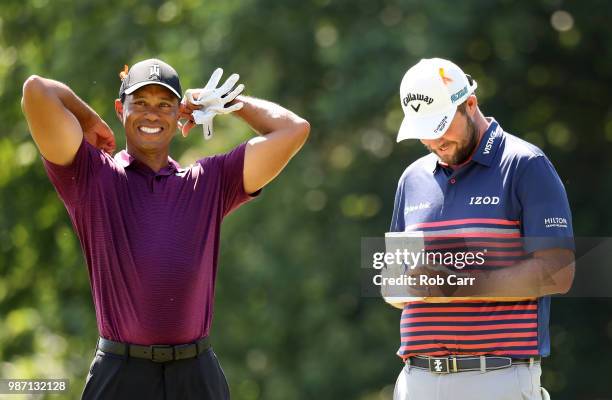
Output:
top-left (185, 68), bottom-right (244, 140)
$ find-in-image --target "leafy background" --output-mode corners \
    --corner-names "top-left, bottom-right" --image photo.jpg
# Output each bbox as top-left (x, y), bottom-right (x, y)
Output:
top-left (1, 0), bottom-right (611, 399)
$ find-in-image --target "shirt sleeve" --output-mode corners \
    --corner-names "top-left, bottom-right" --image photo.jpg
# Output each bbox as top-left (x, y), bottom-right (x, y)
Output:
top-left (41, 137), bottom-right (106, 209)
top-left (516, 155), bottom-right (574, 253)
top-left (200, 142), bottom-right (260, 217)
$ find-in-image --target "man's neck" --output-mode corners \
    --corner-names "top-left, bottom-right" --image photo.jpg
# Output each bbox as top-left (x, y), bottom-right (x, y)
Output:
top-left (473, 109), bottom-right (490, 139)
top-left (447, 109), bottom-right (490, 170)
top-left (126, 146), bottom-right (169, 173)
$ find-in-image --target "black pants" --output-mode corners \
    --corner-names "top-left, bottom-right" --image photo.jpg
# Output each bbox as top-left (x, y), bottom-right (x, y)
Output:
top-left (81, 347), bottom-right (230, 399)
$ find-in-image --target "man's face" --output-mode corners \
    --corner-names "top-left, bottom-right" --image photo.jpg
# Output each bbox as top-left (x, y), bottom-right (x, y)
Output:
top-left (420, 108), bottom-right (479, 166)
top-left (115, 85), bottom-right (180, 153)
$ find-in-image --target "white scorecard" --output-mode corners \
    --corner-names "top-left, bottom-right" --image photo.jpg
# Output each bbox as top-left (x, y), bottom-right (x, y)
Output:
top-left (382, 231), bottom-right (426, 304)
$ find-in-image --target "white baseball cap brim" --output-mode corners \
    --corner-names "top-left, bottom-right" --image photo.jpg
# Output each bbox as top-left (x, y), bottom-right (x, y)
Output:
top-left (397, 105), bottom-right (457, 142)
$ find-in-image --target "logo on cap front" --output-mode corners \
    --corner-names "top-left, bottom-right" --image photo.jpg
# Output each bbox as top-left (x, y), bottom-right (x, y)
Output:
top-left (402, 93), bottom-right (434, 113)
top-left (149, 64), bottom-right (161, 80)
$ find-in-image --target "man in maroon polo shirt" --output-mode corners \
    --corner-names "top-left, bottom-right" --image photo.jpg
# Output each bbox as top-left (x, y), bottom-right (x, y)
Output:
top-left (21, 58), bottom-right (310, 399)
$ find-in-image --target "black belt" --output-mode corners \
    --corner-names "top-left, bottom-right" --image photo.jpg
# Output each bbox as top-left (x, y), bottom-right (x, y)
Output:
top-left (96, 336), bottom-right (211, 363)
top-left (407, 355), bottom-right (541, 374)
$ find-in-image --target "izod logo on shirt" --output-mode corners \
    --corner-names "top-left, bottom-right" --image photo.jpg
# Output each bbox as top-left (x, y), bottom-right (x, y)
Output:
top-left (469, 196), bottom-right (500, 205)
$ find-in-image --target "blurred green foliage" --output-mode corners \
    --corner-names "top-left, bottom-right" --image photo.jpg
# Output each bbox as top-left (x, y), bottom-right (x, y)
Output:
top-left (1, 0), bottom-right (612, 399)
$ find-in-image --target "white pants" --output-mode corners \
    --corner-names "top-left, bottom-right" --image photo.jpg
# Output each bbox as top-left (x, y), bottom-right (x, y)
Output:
top-left (393, 362), bottom-right (551, 400)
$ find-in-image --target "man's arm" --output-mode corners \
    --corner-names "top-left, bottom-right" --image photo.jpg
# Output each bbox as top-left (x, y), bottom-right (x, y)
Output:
top-left (448, 248), bottom-right (575, 298)
top-left (442, 155), bottom-right (575, 300)
top-left (232, 95), bottom-right (310, 194)
top-left (21, 75), bottom-right (115, 166)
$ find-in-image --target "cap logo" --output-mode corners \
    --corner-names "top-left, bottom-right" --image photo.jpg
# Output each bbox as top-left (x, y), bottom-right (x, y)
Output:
top-left (439, 68), bottom-right (453, 85)
top-left (149, 64), bottom-right (161, 80)
top-left (402, 92), bottom-right (434, 113)
top-left (450, 86), bottom-right (468, 103)
top-left (433, 115), bottom-right (449, 134)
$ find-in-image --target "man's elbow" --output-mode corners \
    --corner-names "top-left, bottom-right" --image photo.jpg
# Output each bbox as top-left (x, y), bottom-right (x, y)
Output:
top-left (296, 118), bottom-right (310, 147)
top-left (291, 118), bottom-right (310, 155)
top-left (23, 75), bottom-right (44, 97)
top-left (22, 75), bottom-right (45, 110)
top-left (535, 249), bottom-right (575, 295)
top-left (555, 262), bottom-right (575, 294)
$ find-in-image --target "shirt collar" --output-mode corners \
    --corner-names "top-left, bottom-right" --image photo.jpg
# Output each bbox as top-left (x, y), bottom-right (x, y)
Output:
top-left (430, 117), bottom-right (503, 173)
top-left (114, 150), bottom-right (181, 176)
top-left (471, 118), bottom-right (503, 167)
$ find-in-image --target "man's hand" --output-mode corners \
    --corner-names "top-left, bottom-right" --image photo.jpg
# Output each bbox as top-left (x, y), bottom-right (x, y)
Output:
top-left (178, 68), bottom-right (244, 139)
top-left (82, 116), bottom-right (115, 155)
top-left (401, 263), bottom-right (469, 303)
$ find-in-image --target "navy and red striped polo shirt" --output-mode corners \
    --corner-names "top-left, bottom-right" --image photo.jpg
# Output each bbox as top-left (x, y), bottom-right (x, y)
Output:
top-left (389, 118), bottom-right (574, 359)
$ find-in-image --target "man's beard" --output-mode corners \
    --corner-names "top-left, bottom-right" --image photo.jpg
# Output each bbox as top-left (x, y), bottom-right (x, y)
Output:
top-left (426, 114), bottom-right (479, 165)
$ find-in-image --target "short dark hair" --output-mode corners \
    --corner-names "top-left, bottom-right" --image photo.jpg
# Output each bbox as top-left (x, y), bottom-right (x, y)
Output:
top-left (457, 101), bottom-right (467, 115)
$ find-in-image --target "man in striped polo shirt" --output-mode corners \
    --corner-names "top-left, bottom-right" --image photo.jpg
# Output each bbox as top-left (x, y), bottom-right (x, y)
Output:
top-left (388, 58), bottom-right (574, 400)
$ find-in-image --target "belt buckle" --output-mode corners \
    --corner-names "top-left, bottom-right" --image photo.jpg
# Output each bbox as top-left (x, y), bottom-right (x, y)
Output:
top-left (428, 357), bottom-right (450, 373)
top-left (151, 345), bottom-right (174, 362)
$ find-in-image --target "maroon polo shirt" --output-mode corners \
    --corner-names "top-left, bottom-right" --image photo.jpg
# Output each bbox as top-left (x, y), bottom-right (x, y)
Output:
top-left (42, 137), bottom-right (257, 345)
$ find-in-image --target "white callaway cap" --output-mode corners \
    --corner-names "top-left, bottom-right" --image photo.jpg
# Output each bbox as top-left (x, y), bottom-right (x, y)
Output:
top-left (397, 58), bottom-right (477, 142)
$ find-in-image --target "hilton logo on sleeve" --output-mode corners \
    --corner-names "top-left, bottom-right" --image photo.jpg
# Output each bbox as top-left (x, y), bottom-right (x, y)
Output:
top-left (544, 217), bottom-right (568, 228)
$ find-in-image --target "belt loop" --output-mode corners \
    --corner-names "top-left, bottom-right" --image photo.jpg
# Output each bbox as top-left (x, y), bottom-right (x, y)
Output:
top-left (480, 355), bottom-right (486, 372)
top-left (452, 357), bottom-right (458, 373)
top-left (195, 341), bottom-right (200, 359)
top-left (123, 342), bottom-right (129, 361)
top-left (405, 357), bottom-right (411, 371)
top-left (529, 357), bottom-right (534, 368)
